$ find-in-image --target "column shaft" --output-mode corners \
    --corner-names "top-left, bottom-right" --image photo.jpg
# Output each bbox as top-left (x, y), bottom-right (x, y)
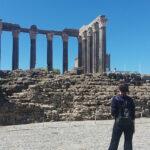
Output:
top-left (78, 36), bottom-right (82, 68)
top-left (0, 20), bottom-right (2, 70)
top-left (30, 27), bottom-right (37, 69)
top-left (0, 32), bottom-right (1, 70)
top-left (62, 33), bottom-right (68, 74)
top-left (99, 26), bottom-right (106, 73)
top-left (63, 41), bottom-right (68, 73)
top-left (12, 30), bottom-right (19, 70)
top-left (30, 38), bottom-right (36, 69)
top-left (92, 23), bottom-right (99, 73)
top-left (106, 54), bottom-right (110, 71)
top-left (92, 31), bottom-right (96, 73)
top-left (90, 36), bottom-right (93, 73)
top-left (87, 32), bottom-right (92, 73)
top-left (82, 38), bottom-right (87, 74)
top-left (98, 16), bottom-right (107, 73)
top-left (96, 31), bottom-right (99, 72)
top-left (47, 33), bottom-right (53, 71)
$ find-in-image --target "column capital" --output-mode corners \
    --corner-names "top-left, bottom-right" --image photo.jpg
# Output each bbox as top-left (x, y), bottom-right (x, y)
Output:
top-left (12, 30), bottom-right (20, 38)
top-left (30, 25), bottom-right (37, 39)
top-left (97, 16), bottom-right (107, 28)
top-left (46, 32), bottom-right (53, 40)
top-left (87, 27), bottom-right (92, 36)
top-left (62, 33), bottom-right (68, 42)
top-left (77, 36), bottom-right (82, 42)
top-left (30, 30), bottom-right (37, 39)
top-left (92, 23), bottom-right (99, 33)
top-left (81, 31), bottom-right (87, 40)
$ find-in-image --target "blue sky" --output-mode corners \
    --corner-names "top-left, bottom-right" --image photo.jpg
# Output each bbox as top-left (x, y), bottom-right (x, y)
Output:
top-left (0, 0), bottom-right (150, 74)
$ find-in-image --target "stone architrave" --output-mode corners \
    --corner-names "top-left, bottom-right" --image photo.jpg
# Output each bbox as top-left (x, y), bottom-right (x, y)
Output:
top-left (46, 32), bottom-right (53, 71)
top-left (87, 27), bottom-right (93, 73)
top-left (81, 31), bottom-right (87, 74)
top-left (62, 33), bottom-right (69, 73)
top-left (78, 36), bottom-right (82, 68)
top-left (98, 16), bottom-right (107, 73)
top-left (12, 30), bottom-right (20, 70)
top-left (29, 27), bottom-right (37, 69)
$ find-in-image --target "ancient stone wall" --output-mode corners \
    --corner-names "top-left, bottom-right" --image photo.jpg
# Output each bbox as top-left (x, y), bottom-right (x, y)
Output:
top-left (0, 70), bottom-right (150, 125)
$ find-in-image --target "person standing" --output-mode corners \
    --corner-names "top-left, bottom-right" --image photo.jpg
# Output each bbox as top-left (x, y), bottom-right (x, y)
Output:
top-left (108, 84), bottom-right (135, 150)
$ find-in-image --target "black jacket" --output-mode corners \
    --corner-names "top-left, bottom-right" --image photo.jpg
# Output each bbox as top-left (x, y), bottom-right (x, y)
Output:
top-left (111, 95), bottom-right (135, 120)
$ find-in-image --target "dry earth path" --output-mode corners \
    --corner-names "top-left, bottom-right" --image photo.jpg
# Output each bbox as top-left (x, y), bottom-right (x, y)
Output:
top-left (0, 118), bottom-right (150, 150)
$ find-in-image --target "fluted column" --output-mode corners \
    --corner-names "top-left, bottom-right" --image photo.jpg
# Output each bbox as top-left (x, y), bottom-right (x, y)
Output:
top-left (98, 16), bottom-right (107, 73)
top-left (92, 23), bottom-right (99, 73)
top-left (46, 32), bottom-right (53, 71)
top-left (81, 31), bottom-right (87, 74)
top-left (29, 25), bottom-right (37, 69)
top-left (62, 33), bottom-right (68, 74)
top-left (0, 19), bottom-right (2, 70)
top-left (87, 28), bottom-right (93, 73)
top-left (12, 29), bottom-right (20, 70)
top-left (78, 36), bottom-right (82, 68)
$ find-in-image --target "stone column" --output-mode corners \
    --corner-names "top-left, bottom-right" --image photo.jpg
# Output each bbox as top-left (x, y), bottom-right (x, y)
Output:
top-left (87, 27), bottom-right (93, 73)
top-left (92, 23), bottom-right (99, 73)
top-left (81, 31), bottom-right (87, 74)
top-left (106, 54), bottom-right (110, 71)
top-left (46, 32), bottom-right (53, 71)
top-left (78, 36), bottom-right (82, 68)
top-left (12, 30), bottom-right (20, 70)
top-left (108, 54), bottom-right (110, 71)
top-left (0, 19), bottom-right (2, 70)
top-left (62, 33), bottom-right (68, 74)
top-left (98, 16), bottom-right (107, 73)
top-left (29, 25), bottom-right (37, 69)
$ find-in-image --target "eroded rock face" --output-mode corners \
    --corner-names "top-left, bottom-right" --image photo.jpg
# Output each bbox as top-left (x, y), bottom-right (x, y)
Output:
top-left (0, 69), bottom-right (150, 125)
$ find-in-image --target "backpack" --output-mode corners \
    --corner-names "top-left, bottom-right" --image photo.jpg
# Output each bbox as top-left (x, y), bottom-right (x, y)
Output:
top-left (116, 96), bottom-right (132, 126)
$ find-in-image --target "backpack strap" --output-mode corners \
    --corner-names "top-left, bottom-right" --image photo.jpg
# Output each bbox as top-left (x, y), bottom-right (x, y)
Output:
top-left (116, 95), bottom-right (128, 118)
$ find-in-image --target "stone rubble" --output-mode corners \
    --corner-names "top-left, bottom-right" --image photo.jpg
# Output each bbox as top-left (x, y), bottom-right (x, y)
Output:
top-left (0, 69), bottom-right (150, 125)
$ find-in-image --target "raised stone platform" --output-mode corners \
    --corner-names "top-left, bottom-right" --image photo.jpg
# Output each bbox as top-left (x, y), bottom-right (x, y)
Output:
top-left (0, 70), bottom-right (150, 125)
top-left (0, 118), bottom-right (149, 150)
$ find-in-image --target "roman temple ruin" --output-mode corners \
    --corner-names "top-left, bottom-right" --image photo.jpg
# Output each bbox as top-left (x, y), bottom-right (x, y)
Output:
top-left (0, 15), bottom-right (110, 74)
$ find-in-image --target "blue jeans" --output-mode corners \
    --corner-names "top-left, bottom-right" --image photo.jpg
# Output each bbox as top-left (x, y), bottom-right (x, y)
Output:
top-left (108, 120), bottom-right (134, 150)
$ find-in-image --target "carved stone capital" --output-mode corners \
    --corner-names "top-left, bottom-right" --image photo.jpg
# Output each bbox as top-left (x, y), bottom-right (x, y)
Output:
top-left (78, 36), bottom-right (82, 43)
top-left (81, 31), bottom-right (87, 40)
top-left (98, 16), bottom-right (107, 28)
top-left (92, 23), bottom-right (99, 33)
top-left (29, 30), bottom-right (37, 39)
top-left (62, 33), bottom-right (68, 42)
top-left (46, 32), bottom-right (53, 41)
top-left (12, 30), bottom-right (20, 38)
top-left (87, 27), bottom-right (92, 36)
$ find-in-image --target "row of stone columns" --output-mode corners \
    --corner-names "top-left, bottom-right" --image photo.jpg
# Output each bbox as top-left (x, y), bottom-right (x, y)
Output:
top-left (79, 16), bottom-right (107, 74)
top-left (0, 24), bottom-right (71, 73)
top-left (0, 16), bottom-right (108, 74)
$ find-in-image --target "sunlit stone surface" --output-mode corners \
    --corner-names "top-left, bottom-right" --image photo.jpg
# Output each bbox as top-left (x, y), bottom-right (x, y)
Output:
top-left (0, 118), bottom-right (149, 150)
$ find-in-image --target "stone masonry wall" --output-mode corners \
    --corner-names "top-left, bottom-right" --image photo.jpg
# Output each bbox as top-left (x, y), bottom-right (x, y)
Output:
top-left (0, 69), bottom-right (150, 125)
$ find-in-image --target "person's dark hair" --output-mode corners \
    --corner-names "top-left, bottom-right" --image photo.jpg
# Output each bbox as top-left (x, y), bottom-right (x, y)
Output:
top-left (118, 84), bottom-right (129, 93)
